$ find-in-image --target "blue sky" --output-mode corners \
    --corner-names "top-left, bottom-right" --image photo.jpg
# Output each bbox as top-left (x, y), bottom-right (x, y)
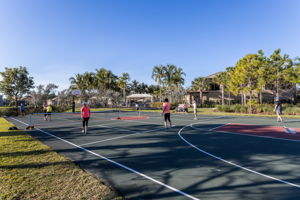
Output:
top-left (0, 0), bottom-right (299, 90)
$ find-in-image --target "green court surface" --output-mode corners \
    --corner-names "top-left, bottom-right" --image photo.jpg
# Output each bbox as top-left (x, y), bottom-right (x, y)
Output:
top-left (8, 111), bottom-right (300, 200)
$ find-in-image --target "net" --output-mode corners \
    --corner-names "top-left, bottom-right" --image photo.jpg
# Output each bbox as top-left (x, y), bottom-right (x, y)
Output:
top-left (26, 109), bottom-right (153, 126)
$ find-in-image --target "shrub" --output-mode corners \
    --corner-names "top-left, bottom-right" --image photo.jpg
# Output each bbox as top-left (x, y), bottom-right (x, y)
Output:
top-left (240, 106), bottom-right (247, 113)
top-left (216, 105), bottom-right (233, 112)
top-left (246, 99), bottom-right (259, 113)
top-left (284, 106), bottom-right (300, 115)
top-left (150, 102), bottom-right (163, 109)
top-left (0, 107), bottom-right (18, 116)
top-left (203, 101), bottom-right (217, 108)
top-left (232, 104), bottom-right (242, 113)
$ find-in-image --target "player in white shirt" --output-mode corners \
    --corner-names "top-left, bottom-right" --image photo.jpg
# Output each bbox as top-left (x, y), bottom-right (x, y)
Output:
top-left (193, 101), bottom-right (197, 120)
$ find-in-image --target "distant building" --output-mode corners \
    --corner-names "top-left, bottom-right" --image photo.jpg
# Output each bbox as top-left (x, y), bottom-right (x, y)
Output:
top-left (186, 73), bottom-right (297, 105)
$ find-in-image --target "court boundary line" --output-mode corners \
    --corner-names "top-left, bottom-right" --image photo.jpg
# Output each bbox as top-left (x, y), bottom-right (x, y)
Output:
top-left (17, 118), bottom-right (129, 130)
top-left (178, 121), bottom-right (300, 188)
top-left (11, 117), bottom-right (200, 200)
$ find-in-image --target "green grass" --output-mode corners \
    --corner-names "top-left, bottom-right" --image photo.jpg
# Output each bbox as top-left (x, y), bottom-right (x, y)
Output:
top-left (0, 118), bottom-right (123, 200)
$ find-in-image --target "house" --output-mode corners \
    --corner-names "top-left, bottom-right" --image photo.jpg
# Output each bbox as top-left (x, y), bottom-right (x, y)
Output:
top-left (186, 73), bottom-right (297, 105)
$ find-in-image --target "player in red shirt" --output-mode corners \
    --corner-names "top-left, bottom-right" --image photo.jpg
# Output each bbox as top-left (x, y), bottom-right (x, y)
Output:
top-left (81, 102), bottom-right (91, 134)
top-left (162, 98), bottom-right (172, 128)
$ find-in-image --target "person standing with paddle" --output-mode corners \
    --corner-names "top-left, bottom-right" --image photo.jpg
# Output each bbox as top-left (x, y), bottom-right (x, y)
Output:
top-left (46, 104), bottom-right (52, 121)
top-left (274, 97), bottom-right (283, 122)
top-left (162, 98), bottom-right (172, 128)
top-left (81, 102), bottom-right (91, 134)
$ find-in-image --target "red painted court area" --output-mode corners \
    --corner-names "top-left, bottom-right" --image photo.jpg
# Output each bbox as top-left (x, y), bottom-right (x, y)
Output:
top-left (215, 123), bottom-right (300, 141)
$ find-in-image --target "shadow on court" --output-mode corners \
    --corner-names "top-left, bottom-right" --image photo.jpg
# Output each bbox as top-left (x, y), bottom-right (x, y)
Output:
top-left (6, 115), bottom-right (300, 200)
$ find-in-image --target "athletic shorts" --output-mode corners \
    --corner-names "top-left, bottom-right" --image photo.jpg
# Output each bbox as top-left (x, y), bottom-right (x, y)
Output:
top-left (164, 113), bottom-right (171, 122)
top-left (82, 117), bottom-right (90, 126)
top-left (276, 110), bottom-right (282, 115)
top-left (47, 112), bottom-right (52, 115)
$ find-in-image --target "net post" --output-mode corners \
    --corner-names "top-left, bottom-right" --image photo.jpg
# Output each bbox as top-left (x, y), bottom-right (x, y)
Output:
top-left (26, 113), bottom-right (34, 130)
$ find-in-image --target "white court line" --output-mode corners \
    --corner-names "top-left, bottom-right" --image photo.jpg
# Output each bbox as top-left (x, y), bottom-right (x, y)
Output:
top-left (11, 117), bottom-right (200, 200)
top-left (208, 123), bottom-right (230, 131)
top-left (30, 118), bottom-right (128, 130)
top-left (79, 127), bottom-right (167, 147)
top-left (178, 120), bottom-right (300, 188)
top-left (43, 120), bottom-right (131, 131)
top-left (93, 124), bottom-right (138, 133)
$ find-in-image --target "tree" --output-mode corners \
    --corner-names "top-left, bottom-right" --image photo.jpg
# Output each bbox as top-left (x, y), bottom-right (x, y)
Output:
top-left (152, 65), bottom-right (165, 101)
top-left (117, 73), bottom-right (130, 103)
top-left (267, 49), bottom-right (293, 98)
top-left (56, 89), bottom-right (72, 107)
top-left (283, 57), bottom-right (300, 84)
top-left (162, 64), bottom-right (176, 88)
top-left (130, 80), bottom-right (140, 93)
top-left (0, 66), bottom-right (34, 106)
top-left (69, 74), bottom-right (88, 99)
top-left (257, 50), bottom-right (268, 104)
top-left (213, 72), bottom-right (227, 105)
top-left (231, 54), bottom-right (262, 110)
top-left (191, 77), bottom-right (209, 107)
top-left (173, 67), bottom-right (186, 88)
top-left (225, 67), bottom-right (235, 105)
top-left (153, 64), bottom-right (186, 102)
top-left (29, 83), bottom-right (58, 106)
top-left (94, 68), bottom-right (118, 92)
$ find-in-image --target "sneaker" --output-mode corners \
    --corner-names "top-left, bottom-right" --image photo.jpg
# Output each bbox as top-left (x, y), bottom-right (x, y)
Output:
top-left (81, 129), bottom-right (85, 133)
top-left (194, 118), bottom-right (197, 120)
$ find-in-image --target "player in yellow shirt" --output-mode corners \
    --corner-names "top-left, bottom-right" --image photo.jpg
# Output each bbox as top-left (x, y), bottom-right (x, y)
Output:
top-left (46, 104), bottom-right (52, 121)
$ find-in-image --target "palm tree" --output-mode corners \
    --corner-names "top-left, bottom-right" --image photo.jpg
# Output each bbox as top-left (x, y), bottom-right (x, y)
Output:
top-left (117, 73), bottom-right (130, 104)
top-left (131, 80), bottom-right (139, 93)
top-left (139, 82), bottom-right (149, 93)
top-left (162, 64), bottom-right (176, 88)
top-left (82, 72), bottom-right (95, 96)
top-left (152, 65), bottom-right (165, 101)
top-left (69, 74), bottom-right (87, 98)
top-left (191, 77), bottom-right (210, 107)
top-left (213, 72), bottom-right (227, 105)
top-left (95, 68), bottom-right (118, 92)
top-left (173, 67), bottom-right (186, 87)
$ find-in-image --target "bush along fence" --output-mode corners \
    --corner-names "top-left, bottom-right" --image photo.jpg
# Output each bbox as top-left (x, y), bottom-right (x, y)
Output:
top-left (216, 104), bottom-right (300, 115)
top-left (0, 105), bottom-right (71, 117)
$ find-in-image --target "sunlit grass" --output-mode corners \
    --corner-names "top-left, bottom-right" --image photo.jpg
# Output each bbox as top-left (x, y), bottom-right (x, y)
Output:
top-left (0, 117), bottom-right (123, 200)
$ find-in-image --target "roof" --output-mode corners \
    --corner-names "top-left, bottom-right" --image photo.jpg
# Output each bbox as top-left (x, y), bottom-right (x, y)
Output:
top-left (127, 94), bottom-right (153, 98)
top-left (206, 72), bottom-right (221, 79)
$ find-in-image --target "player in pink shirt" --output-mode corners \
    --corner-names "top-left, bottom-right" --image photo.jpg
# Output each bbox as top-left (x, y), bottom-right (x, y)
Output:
top-left (162, 98), bottom-right (172, 128)
top-left (81, 102), bottom-right (91, 134)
